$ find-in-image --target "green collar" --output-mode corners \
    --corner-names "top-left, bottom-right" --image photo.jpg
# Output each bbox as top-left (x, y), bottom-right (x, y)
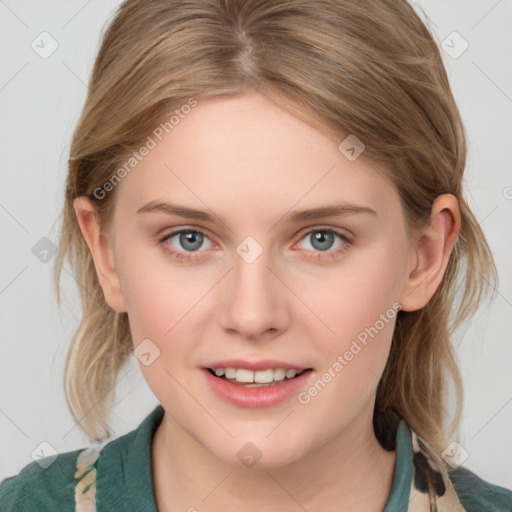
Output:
top-left (96, 404), bottom-right (412, 510)
top-left (96, 404), bottom-right (165, 511)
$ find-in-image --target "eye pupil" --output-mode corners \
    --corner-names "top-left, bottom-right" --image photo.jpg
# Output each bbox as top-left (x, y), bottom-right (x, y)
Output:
top-left (180, 231), bottom-right (203, 250)
top-left (311, 231), bottom-right (334, 251)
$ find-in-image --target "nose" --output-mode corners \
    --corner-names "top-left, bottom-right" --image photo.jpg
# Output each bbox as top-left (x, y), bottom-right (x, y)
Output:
top-left (218, 240), bottom-right (290, 342)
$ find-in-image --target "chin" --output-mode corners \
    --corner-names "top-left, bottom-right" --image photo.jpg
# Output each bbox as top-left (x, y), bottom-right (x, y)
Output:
top-left (207, 438), bottom-right (306, 470)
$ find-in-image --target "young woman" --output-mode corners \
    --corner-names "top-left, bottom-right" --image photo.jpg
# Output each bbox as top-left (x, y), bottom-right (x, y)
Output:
top-left (1, 0), bottom-right (510, 510)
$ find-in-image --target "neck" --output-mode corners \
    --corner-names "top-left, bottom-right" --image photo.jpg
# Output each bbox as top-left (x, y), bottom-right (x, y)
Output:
top-left (151, 403), bottom-right (396, 512)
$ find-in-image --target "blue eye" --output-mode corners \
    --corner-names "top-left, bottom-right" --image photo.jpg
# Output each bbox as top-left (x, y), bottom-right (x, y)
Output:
top-left (299, 229), bottom-right (345, 252)
top-left (159, 229), bottom-right (213, 262)
top-left (158, 227), bottom-right (352, 263)
top-left (295, 228), bottom-right (352, 261)
top-left (171, 230), bottom-right (207, 251)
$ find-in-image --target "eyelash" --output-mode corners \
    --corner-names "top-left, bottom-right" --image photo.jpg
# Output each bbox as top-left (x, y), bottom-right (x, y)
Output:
top-left (158, 227), bottom-right (353, 263)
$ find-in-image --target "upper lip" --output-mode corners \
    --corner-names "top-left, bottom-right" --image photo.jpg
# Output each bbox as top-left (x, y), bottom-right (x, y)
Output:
top-left (204, 359), bottom-right (312, 371)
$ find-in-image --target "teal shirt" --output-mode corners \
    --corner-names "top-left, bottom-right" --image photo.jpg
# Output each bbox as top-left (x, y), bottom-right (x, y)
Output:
top-left (1, 405), bottom-right (511, 511)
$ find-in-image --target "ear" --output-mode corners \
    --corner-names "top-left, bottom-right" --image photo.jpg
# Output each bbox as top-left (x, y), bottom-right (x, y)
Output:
top-left (399, 194), bottom-right (461, 312)
top-left (73, 196), bottom-right (127, 313)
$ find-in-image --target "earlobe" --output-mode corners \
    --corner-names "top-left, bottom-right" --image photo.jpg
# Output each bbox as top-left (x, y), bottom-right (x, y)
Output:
top-left (399, 194), bottom-right (461, 312)
top-left (73, 196), bottom-right (127, 313)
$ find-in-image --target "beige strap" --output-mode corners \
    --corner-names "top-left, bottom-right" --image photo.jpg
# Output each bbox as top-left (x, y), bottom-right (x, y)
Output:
top-left (74, 442), bottom-right (108, 512)
top-left (410, 430), bottom-right (467, 512)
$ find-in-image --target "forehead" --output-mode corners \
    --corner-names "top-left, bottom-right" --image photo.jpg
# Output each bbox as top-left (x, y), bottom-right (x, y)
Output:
top-left (113, 92), bottom-right (400, 224)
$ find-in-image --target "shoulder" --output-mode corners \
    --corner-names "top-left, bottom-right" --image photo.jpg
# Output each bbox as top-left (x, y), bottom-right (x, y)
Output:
top-left (449, 465), bottom-right (512, 512)
top-left (0, 448), bottom-right (83, 511)
top-left (0, 405), bottom-right (164, 512)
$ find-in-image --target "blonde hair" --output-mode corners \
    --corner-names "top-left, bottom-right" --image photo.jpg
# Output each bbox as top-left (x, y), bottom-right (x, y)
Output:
top-left (54, 0), bottom-right (497, 452)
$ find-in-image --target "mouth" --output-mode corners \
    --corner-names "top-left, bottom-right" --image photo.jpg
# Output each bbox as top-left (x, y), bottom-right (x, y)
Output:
top-left (202, 364), bottom-right (315, 407)
top-left (205, 367), bottom-right (313, 387)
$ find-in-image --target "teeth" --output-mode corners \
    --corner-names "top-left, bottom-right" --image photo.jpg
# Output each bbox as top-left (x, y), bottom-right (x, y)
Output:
top-left (237, 368), bottom-right (256, 382)
top-left (212, 367), bottom-right (305, 383)
top-left (269, 369), bottom-right (286, 382)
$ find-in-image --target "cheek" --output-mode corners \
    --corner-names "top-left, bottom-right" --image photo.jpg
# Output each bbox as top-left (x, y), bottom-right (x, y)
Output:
top-left (118, 250), bottom-right (217, 389)
top-left (120, 260), bottom-right (204, 406)
top-left (122, 276), bottom-right (173, 344)
top-left (117, 243), bottom-right (203, 342)
top-left (308, 243), bottom-right (404, 394)
top-left (316, 244), bottom-right (403, 342)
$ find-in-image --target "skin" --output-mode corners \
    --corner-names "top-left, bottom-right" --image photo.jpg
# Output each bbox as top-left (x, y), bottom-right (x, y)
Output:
top-left (74, 91), bottom-right (460, 511)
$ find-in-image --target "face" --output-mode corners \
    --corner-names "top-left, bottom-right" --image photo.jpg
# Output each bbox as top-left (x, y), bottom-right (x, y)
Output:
top-left (104, 91), bottom-right (415, 467)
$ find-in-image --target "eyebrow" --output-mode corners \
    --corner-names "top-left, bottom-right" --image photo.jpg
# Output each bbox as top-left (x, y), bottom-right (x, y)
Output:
top-left (136, 200), bottom-right (378, 224)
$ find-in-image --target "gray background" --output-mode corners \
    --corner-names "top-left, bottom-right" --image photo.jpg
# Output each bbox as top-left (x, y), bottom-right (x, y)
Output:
top-left (1, 0), bottom-right (511, 489)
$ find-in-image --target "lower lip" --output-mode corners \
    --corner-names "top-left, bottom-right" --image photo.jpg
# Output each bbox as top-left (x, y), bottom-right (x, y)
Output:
top-left (202, 368), bottom-right (314, 408)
